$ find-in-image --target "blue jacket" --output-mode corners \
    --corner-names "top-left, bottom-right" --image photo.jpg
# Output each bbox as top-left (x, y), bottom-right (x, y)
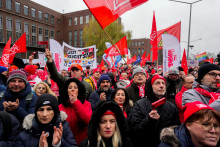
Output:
top-left (159, 124), bottom-right (220, 147)
top-left (0, 83), bottom-right (38, 123)
top-left (16, 111), bottom-right (77, 147)
top-left (0, 112), bottom-right (21, 147)
top-left (88, 87), bottom-right (114, 110)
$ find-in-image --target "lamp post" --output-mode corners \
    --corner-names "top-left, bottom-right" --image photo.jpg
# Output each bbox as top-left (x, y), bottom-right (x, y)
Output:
top-left (169, 0), bottom-right (202, 60)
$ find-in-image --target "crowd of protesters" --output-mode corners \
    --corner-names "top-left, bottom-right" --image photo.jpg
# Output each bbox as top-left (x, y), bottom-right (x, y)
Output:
top-left (0, 48), bottom-right (219, 147)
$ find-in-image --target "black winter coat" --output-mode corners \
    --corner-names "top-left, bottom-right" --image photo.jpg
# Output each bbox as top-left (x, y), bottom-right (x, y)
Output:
top-left (16, 111), bottom-right (77, 147)
top-left (125, 82), bottom-right (144, 104)
top-left (128, 75), bottom-right (180, 147)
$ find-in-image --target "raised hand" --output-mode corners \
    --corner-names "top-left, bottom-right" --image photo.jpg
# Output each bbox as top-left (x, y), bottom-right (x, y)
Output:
top-left (39, 131), bottom-right (48, 147)
top-left (45, 48), bottom-right (53, 62)
top-left (53, 123), bottom-right (63, 145)
top-left (149, 110), bottom-right (160, 120)
top-left (69, 92), bottom-right (78, 104)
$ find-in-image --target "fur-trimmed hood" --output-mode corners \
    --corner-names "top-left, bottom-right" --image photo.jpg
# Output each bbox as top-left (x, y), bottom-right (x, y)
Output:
top-left (23, 111), bottom-right (67, 130)
top-left (160, 125), bottom-right (180, 147)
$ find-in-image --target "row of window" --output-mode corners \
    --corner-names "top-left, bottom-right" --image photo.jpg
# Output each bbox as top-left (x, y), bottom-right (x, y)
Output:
top-left (0, 15), bottom-right (54, 46)
top-left (1, 0), bottom-right (54, 24)
top-left (68, 30), bottom-right (83, 47)
top-left (131, 41), bottom-right (145, 46)
top-left (132, 48), bottom-right (145, 55)
top-left (68, 15), bottom-right (90, 26)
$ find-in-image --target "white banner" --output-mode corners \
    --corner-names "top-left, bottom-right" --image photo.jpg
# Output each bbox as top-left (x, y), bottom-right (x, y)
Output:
top-left (50, 39), bottom-right (64, 72)
top-left (162, 34), bottom-right (181, 75)
top-left (62, 42), bottom-right (97, 70)
top-left (187, 60), bottom-right (199, 67)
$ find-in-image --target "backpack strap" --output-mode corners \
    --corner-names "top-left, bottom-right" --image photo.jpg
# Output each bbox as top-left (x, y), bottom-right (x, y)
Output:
top-left (0, 111), bottom-right (12, 140)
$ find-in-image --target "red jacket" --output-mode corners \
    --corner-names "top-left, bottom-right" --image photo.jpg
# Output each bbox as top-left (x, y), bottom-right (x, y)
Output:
top-left (59, 100), bottom-right (92, 145)
top-left (175, 86), bottom-right (188, 123)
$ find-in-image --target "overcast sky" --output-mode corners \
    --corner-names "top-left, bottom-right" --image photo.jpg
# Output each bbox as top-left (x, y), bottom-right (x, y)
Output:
top-left (31, 0), bottom-right (220, 58)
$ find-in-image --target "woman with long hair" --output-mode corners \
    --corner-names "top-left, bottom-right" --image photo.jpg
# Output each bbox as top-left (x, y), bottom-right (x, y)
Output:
top-left (79, 100), bottom-right (132, 147)
top-left (33, 81), bottom-right (57, 99)
top-left (59, 78), bottom-right (92, 145)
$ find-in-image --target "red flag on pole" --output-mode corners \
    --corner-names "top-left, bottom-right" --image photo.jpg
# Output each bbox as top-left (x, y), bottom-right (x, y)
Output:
top-left (150, 11), bottom-right (158, 62)
top-left (145, 53), bottom-right (151, 61)
top-left (9, 33), bottom-right (27, 64)
top-left (0, 38), bottom-right (11, 67)
top-left (83, 0), bottom-right (149, 29)
top-left (127, 55), bottom-right (136, 64)
top-left (181, 48), bottom-right (188, 75)
top-left (104, 36), bottom-right (128, 57)
top-left (157, 21), bottom-right (181, 49)
top-left (140, 51), bottom-right (146, 67)
top-left (204, 58), bottom-right (214, 64)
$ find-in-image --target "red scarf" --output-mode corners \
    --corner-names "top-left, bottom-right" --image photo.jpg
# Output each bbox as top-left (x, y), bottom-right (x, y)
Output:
top-left (194, 87), bottom-right (220, 104)
top-left (91, 77), bottom-right (97, 90)
top-left (119, 104), bottom-right (127, 118)
top-left (138, 85), bottom-right (145, 98)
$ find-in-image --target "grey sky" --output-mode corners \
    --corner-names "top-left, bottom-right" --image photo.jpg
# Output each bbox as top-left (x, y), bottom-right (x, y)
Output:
top-left (31, 0), bottom-right (220, 58)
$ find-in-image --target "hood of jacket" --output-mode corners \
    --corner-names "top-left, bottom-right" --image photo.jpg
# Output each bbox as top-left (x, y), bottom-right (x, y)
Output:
top-left (145, 76), bottom-right (166, 102)
top-left (87, 101), bottom-right (129, 146)
top-left (60, 78), bottom-right (86, 106)
top-left (4, 83), bottom-right (32, 101)
top-left (22, 111), bottom-right (67, 130)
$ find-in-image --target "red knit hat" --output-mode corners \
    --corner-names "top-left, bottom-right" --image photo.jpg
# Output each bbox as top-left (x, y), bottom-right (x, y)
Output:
top-left (9, 65), bottom-right (19, 73)
top-left (112, 68), bottom-right (117, 72)
top-left (182, 101), bottom-right (214, 123)
top-left (24, 65), bottom-right (36, 75)
top-left (151, 75), bottom-right (165, 85)
top-left (93, 68), bottom-right (101, 74)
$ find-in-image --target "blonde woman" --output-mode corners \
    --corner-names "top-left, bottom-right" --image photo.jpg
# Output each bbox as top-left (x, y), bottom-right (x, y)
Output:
top-left (33, 81), bottom-right (57, 99)
top-left (79, 101), bottom-right (132, 147)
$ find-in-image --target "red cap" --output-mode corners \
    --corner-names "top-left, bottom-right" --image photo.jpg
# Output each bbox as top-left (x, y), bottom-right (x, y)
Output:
top-left (183, 101), bottom-right (214, 123)
top-left (151, 75), bottom-right (165, 85)
top-left (24, 65), bottom-right (36, 75)
top-left (112, 68), bottom-right (117, 72)
top-left (71, 64), bottom-right (83, 72)
top-left (9, 65), bottom-right (19, 73)
top-left (93, 68), bottom-right (101, 74)
top-left (102, 110), bottom-right (116, 118)
top-left (100, 66), bottom-right (106, 71)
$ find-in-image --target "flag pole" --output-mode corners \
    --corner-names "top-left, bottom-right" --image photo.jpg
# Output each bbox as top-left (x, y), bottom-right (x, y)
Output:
top-left (26, 52), bottom-right (27, 65)
top-left (103, 29), bottom-right (128, 67)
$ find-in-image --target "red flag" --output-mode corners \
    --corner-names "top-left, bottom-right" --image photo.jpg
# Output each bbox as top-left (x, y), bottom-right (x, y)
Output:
top-left (104, 36), bottom-right (128, 57)
top-left (83, 0), bottom-right (149, 29)
top-left (181, 49), bottom-right (188, 75)
top-left (204, 58), bottom-right (214, 64)
top-left (127, 55), bottom-right (136, 64)
top-left (157, 21), bottom-right (181, 49)
top-left (145, 53), bottom-right (151, 61)
top-left (9, 33), bottom-right (27, 63)
top-left (97, 59), bottom-right (104, 67)
top-left (150, 11), bottom-right (158, 62)
top-left (140, 51), bottom-right (146, 67)
top-left (0, 38), bottom-right (11, 67)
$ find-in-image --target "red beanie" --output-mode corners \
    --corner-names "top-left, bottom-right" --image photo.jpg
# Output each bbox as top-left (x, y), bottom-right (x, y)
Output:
top-left (182, 101), bottom-right (214, 123)
top-left (24, 65), bottom-right (36, 75)
top-left (102, 110), bottom-right (116, 118)
top-left (93, 68), bottom-right (101, 74)
top-left (112, 68), bottom-right (117, 72)
top-left (151, 75), bottom-right (165, 85)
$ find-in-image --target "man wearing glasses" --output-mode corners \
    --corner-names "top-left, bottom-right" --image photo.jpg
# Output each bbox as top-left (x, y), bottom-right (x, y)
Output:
top-left (182, 62), bottom-right (220, 110)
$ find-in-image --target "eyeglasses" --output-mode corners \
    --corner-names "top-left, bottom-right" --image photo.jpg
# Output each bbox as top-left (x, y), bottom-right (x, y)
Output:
top-left (194, 121), bottom-right (220, 132)
top-left (207, 72), bottom-right (220, 78)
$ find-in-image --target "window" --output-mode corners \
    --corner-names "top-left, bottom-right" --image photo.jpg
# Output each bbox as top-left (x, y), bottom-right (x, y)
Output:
top-left (24, 23), bottom-right (29, 45)
top-left (86, 15), bottom-right (89, 24)
top-left (57, 19), bottom-right (60, 24)
top-left (15, 2), bottom-right (20, 13)
top-left (16, 20), bottom-right (21, 40)
top-left (138, 48), bottom-right (140, 55)
top-left (31, 24), bottom-right (36, 46)
top-left (142, 48), bottom-right (144, 54)
top-left (79, 30), bottom-right (83, 47)
top-left (31, 8), bottom-right (36, 18)
top-left (45, 13), bottom-right (49, 22)
top-left (0, 16), bottom-right (3, 42)
top-left (135, 42), bottom-right (137, 46)
top-left (139, 42), bottom-right (141, 46)
top-left (80, 16), bottom-right (83, 24)
top-left (142, 42), bottom-right (144, 46)
top-left (0, 0), bottom-right (2, 7)
top-left (69, 18), bottom-right (72, 26)
top-left (24, 5), bottom-right (29, 16)
top-left (51, 15), bottom-right (54, 24)
top-left (6, 17), bottom-right (12, 42)
top-left (69, 31), bottom-right (72, 45)
top-left (57, 31), bottom-right (60, 36)
top-left (6, 0), bottom-right (12, 10)
top-left (74, 30), bottom-right (77, 47)
top-left (51, 30), bottom-right (54, 39)
top-left (45, 28), bottom-right (49, 41)
top-left (74, 17), bottom-right (77, 25)
top-left (132, 42), bottom-right (134, 46)
top-left (38, 11), bottom-right (42, 20)
top-left (38, 27), bottom-right (43, 42)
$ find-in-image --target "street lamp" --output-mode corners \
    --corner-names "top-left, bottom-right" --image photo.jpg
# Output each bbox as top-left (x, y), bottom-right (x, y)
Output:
top-left (169, 0), bottom-right (202, 60)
